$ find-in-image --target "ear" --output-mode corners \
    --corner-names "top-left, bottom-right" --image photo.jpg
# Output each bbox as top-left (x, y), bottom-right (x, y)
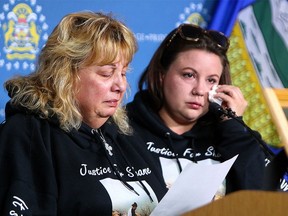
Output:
top-left (159, 71), bottom-right (165, 85)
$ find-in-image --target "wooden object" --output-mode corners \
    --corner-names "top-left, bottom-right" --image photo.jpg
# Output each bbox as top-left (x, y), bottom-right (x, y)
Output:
top-left (182, 190), bottom-right (288, 216)
top-left (263, 88), bottom-right (288, 152)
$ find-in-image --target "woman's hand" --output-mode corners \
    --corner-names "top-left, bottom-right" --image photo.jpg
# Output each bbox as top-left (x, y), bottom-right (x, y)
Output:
top-left (214, 85), bottom-right (248, 117)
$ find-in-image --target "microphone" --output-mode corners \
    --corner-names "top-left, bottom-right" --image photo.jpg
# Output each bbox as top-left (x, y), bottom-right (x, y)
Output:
top-left (208, 102), bottom-right (275, 163)
top-left (208, 86), bottom-right (288, 190)
top-left (208, 102), bottom-right (226, 118)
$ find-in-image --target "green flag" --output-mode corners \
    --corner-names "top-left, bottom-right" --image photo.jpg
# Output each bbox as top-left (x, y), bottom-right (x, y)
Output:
top-left (239, 0), bottom-right (288, 88)
top-left (228, 0), bottom-right (288, 148)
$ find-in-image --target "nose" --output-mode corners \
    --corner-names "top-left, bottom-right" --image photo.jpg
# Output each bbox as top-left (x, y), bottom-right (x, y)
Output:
top-left (112, 73), bottom-right (126, 93)
top-left (192, 80), bottom-right (205, 96)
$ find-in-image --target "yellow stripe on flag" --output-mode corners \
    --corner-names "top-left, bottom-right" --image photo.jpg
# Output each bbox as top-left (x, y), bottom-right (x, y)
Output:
top-left (228, 21), bottom-right (281, 148)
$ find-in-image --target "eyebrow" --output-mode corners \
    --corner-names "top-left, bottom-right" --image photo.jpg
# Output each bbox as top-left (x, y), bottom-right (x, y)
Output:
top-left (208, 74), bottom-right (220, 78)
top-left (100, 64), bottom-right (116, 69)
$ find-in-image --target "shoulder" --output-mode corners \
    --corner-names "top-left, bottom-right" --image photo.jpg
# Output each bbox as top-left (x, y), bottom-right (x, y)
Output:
top-left (1, 113), bottom-right (35, 137)
top-left (0, 113), bottom-right (59, 154)
top-left (213, 117), bottom-right (246, 133)
top-left (126, 90), bottom-right (150, 110)
top-left (2, 112), bottom-right (53, 135)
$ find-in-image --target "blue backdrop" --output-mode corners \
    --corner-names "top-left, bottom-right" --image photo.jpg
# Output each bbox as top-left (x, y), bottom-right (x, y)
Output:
top-left (0, 0), bottom-right (254, 122)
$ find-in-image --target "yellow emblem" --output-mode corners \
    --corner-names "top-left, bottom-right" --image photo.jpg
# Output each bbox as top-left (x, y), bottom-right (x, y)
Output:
top-left (187, 13), bottom-right (205, 26)
top-left (3, 3), bottom-right (40, 60)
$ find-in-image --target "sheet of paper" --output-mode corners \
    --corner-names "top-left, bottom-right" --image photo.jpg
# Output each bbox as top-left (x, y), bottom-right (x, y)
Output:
top-left (151, 155), bottom-right (238, 216)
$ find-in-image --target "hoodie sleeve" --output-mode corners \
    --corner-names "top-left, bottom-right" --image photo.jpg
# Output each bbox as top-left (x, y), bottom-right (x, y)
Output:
top-left (0, 114), bottom-right (57, 215)
top-left (214, 117), bottom-right (266, 193)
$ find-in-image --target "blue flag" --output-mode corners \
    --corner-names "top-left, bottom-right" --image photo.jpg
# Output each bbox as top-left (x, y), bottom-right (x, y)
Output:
top-left (208, 0), bottom-right (256, 36)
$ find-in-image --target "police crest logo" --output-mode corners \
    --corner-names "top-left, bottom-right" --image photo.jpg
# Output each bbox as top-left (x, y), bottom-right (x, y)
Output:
top-left (0, 0), bottom-right (48, 72)
top-left (4, 3), bottom-right (39, 60)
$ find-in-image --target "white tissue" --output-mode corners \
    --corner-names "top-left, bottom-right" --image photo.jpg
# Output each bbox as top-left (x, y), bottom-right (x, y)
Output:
top-left (208, 85), bottom-right (223, 106)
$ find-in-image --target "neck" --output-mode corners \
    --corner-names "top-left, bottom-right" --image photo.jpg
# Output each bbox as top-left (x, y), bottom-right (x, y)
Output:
top-left (158, 110), bottom-right (196, 135)
top-left (168, 124), bottom-right (195, 135)
top-left (83, 116), bottom-right (108, 129)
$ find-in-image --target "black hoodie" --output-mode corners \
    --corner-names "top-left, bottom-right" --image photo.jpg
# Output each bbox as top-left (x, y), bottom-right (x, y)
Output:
top-left (0, 101), bottom-right (167, 216)
top-left (126, 90), bottom-right (266, 194)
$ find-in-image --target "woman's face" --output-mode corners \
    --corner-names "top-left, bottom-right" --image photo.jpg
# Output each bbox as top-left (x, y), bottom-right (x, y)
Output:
top-left (159, 49), bottom-right (223, 129)
top-left (75, 58), bottom-right (128, 128)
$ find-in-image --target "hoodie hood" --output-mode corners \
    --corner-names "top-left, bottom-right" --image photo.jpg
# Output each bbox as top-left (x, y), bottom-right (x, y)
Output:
top-left (5, 100), bottom-right (61, 127)
top-left (126, 91), bottom-right (169, 136)
top-left (5, 100), bottom-right (30, 118)
top-left (5, 100), bottom-right (119, 139)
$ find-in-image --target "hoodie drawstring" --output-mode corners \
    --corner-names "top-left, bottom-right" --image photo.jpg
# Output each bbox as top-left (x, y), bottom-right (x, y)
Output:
top-left (165, 132), bottom-right (198, 173)
top-left (165, 132), bottom-right (183, 173)
top-left (117, 145), bottom-right (154, 202)
top-left (91, 128), bottom-right (153, 202)
top-left (190, 138), bottom-right (198, 163)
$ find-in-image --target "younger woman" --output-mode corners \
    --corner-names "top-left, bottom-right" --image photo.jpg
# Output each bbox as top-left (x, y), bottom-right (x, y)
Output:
top-left (126, 24), bottom-right (267, 197)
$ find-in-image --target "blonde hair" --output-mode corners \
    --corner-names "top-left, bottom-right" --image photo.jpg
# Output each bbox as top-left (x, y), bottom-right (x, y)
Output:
top-left (5, 11), bottom-right (138, 134)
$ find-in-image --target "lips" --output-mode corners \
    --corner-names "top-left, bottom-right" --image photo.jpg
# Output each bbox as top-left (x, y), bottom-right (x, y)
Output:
top-left (105, 99), bottom-right (119, 107)
top-left (186, 102), bottom-right (203, 109)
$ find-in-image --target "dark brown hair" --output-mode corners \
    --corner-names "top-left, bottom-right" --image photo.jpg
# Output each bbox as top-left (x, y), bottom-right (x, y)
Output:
top-left (138, 26), bottom-right (231, 111)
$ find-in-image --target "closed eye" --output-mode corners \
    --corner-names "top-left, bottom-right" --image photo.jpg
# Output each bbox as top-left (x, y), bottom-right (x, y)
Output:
top-left (122, 66), bottom-right (131, 77)
top-left (100, 71), bottom-right (113, 77)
